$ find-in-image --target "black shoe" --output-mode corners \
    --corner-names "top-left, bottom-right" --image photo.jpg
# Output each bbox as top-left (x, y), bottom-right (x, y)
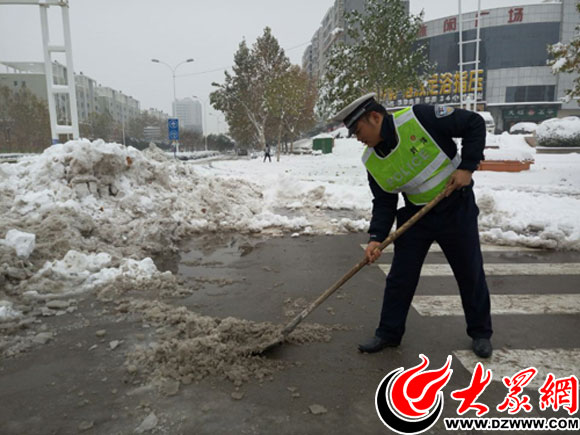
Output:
top-left (358, 336), bottom-right (400, 353)
top-left (472, 338), bottom-right (493, 358)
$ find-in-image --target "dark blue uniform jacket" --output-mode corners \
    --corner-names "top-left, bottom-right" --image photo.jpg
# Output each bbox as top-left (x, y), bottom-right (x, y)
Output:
top-left (367, 104), bottom-right (486, 243)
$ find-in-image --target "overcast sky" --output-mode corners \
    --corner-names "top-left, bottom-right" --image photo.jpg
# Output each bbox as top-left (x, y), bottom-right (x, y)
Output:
top-left (0, 0), bottom-right (539, 133)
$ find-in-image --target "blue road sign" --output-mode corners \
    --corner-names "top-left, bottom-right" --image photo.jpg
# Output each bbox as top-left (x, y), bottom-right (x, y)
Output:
top-left (168, 118), bottom-right (179, 140)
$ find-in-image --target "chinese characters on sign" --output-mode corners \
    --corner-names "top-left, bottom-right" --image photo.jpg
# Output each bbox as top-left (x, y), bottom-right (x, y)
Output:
top-left (383, 70), bottom-right (484, 107)
top-left (418, 7), bottom-right (524, 39)
top-left (508, 7), bottom-right (524, 23)
top-left (449, 366), bottom-right (579, 417)
top-left (444, 17), bottom-right (457, 33)
top-left (503, 107), bottom-right (557, 121)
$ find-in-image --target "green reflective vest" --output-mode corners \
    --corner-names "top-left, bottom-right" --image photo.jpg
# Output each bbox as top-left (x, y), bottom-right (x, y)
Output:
top-left (362, 107), bottom-right (461, 205)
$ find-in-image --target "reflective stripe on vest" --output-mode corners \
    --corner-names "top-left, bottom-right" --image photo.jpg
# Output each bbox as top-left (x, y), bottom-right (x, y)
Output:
top-left (362, 107), bottom-right (461, 205)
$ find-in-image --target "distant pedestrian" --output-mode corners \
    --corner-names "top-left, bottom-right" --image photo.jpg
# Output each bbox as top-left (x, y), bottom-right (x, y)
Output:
top-left (263, 145), bottom-right (272, 162)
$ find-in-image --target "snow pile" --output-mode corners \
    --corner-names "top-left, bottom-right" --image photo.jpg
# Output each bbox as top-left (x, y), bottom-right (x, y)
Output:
top-left (536, 116), bottom-right (580, 146)
top-left (197, 136), bottom-right (580, 250)
top-left (123, 299), bottom-right (335, 386)
top-left (0, 229), bottom-right (35, 258)
top-left (0, 139), bottom-right (306, 266)
top-left (509, 122), bottom-right (537, 134)
top-left (0, 139), bottom-right (309, 356)
top-left (485, 133), bottom-right (535, 161)
top-left (23, 250), bottom-right (165, 298)
top-left (195, 137), bottom-right (372, 230)
top-left (475, 154), bottom-right (580, 250)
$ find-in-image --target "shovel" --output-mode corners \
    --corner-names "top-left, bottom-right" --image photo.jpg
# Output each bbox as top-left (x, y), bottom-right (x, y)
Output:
top-left (255, 189), bottom-right (447, 355)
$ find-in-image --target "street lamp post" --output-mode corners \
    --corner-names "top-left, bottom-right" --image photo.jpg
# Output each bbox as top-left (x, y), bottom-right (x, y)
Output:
top-left (151, 58), bottom-right (194, 116)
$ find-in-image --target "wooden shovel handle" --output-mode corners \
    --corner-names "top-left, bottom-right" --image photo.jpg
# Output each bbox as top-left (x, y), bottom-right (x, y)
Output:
top-left (280, 190), bottom-right (447, 337)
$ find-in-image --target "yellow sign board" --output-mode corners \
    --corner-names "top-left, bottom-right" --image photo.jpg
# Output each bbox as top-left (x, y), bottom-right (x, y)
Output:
top-left (381, 70), bottom-right (485, 106)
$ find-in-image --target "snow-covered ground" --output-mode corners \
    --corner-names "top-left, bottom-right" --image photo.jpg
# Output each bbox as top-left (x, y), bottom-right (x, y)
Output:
top-left (1, 134), bottom-right (579, 325)
top-left (195, 134), bottom-right (580, 250)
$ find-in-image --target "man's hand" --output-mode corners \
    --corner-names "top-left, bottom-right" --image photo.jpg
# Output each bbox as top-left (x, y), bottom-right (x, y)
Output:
top-left (365, 241), bottom-right (382, 264)
top-left (445, 169), bottom-right (472, 197)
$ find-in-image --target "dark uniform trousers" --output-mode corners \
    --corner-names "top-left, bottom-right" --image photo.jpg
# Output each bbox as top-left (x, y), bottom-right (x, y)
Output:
top-left (375, 187), bottom-right (493, 342)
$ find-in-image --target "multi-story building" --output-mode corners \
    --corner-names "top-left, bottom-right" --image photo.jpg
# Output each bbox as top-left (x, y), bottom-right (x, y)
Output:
top-left (388, 0), bottom-right (580, 131)
top-left (303, 0), bottom-right (409, 82)
top-left (75, 72), bottom-right (97, 123)
top-left (144, 107), bottom-right (169, 121)
top-left (95, 85), bottom-right (140, 125)
top-left (172, 97), bottom-right (202, 133)
top-left (0, 61), bottom-right (143, 126)
top-left (0, 61), bottom-right (70, 122)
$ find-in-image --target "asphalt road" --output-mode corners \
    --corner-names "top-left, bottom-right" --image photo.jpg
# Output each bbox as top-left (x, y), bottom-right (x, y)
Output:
top-left (1, 233), bottom-right (579, 434)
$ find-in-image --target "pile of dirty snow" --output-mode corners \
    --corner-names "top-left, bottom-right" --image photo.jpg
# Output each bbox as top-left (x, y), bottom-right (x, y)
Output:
top-left (0, 139), bottom-right (308, 358)
top-left (121, 299), bottom-right (336, 386)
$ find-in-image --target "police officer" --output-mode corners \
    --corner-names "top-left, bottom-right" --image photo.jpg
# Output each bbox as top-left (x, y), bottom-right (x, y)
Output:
top-left (334, 93), bottom-right (493, 358)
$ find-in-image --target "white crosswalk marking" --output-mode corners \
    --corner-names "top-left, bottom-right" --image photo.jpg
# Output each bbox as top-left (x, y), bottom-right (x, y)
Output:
top-left (453, 349), bottom-right (580, 389)
top-left (378, 263), bottom-right (580, 276)
top-left (361, 244), bottom-right (541, 253)
top-left (363, 241), bottom-right (579, 374)
top-left (412, 294), bottom-right (580, 316)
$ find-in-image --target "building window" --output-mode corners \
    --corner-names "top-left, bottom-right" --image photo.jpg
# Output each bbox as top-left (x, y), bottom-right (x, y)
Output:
top-left (506, 85), bottom-right (555, 102)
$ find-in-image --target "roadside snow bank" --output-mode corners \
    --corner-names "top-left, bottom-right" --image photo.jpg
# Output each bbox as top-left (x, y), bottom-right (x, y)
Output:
top-left (0, 139), bottom-right (309, 271)
top-left (474, 153), bottom-right (580, 250)
top-left (0, 139), bottom-right (310, 356)
top-left (200, 137), bottom-right (580, 250)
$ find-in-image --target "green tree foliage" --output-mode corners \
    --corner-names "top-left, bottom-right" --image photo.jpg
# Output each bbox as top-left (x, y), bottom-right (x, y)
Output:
top-left (211, 27), bottom-right (293, 150)
top-left (86, 110), bottom-right (115, 141)
top-left (0, 85), bottom-right (51, 153)
top-left (266, 65), bottom-right (317, 156)
top-left (318, 0), bottom-right (433, 119)
top-left (179, 129), bottom-right (204, 151)
top-left (547, 2), bottom-right (580, 102)
top-left (207, 133), bottom-right (235, 152)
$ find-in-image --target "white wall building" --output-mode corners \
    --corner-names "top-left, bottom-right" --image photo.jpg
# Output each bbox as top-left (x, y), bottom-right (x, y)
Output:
top-left (172, 97), bottom-right (202, 133)
top-left (1, 61), bottom-right (144, 126)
